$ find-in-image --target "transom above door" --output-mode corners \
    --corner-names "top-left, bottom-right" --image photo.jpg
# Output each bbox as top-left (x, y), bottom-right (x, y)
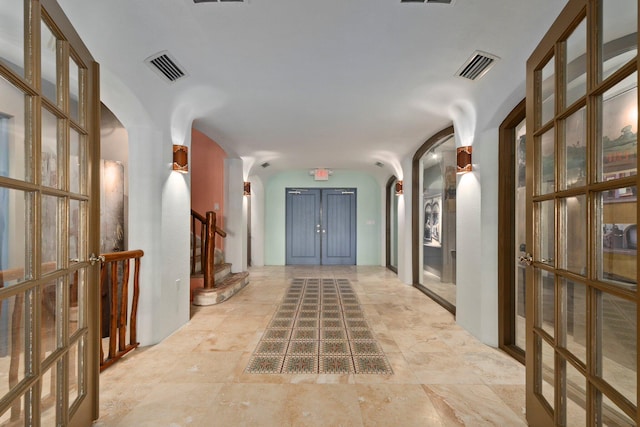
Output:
top-left (286, 188), bottom-right (357, 265)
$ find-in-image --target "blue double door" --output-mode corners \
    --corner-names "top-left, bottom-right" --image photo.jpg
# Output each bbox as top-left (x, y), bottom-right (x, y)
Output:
top-left (285, 188), bottom-right (357, 265)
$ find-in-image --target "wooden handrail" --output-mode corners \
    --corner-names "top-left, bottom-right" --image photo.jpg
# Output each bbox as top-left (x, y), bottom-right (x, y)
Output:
top-left (190, 209), bottom-right (226, 289)
top-left (99, 249), bottom-right (144, 372)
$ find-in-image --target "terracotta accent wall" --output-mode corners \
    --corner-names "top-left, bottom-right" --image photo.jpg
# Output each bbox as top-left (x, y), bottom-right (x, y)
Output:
top-left (191, 128), bottom-right (226, 249)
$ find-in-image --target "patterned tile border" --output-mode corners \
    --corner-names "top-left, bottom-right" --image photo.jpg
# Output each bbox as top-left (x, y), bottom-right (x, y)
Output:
top-left (245, 278), bottom-right (393, 375)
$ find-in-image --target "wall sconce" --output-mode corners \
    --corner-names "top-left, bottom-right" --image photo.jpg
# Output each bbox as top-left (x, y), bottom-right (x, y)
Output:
top-left (456, 146), bottom-right (473, 174)
top-left (395, 180), bottom-right (403, 195)
top-left (243, 181), bottom-right (251, 196)
top-left (172, 145), bottom-right (188, 173)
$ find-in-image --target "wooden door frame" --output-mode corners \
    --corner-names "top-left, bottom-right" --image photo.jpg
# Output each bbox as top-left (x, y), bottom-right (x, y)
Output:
top-left (498, 98), bottom-right (526, 365)
top-left (385, 175), bottom-right (397, 273)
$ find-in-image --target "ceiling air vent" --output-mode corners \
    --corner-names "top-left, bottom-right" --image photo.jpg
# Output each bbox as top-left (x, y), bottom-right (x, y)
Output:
top-left (456, 51), bottom-right (499, 81)
top-left (144, 51), bottom-right (188, 83)
top-left (194, 0), bottom-right (244, 3)
top-left (400, 0), bottom-right (453, 4)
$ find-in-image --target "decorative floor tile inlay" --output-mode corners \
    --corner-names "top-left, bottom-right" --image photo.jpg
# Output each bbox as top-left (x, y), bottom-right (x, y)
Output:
top-left (246, 278), bottom-right (393, 375)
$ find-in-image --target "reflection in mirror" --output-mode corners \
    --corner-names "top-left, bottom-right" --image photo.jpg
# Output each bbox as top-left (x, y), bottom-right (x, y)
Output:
top-left (421, 135), bottom-right (456, 308)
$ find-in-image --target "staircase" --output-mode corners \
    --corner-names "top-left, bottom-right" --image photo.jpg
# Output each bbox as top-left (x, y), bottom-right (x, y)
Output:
top-left (190, 210), bottom-right (249, 306)
top-left (190, 262), bottom-right (249, 305)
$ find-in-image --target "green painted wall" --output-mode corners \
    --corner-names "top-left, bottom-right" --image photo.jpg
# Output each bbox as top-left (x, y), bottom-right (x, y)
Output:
top-left (264, 170), bottom-right (381, 265)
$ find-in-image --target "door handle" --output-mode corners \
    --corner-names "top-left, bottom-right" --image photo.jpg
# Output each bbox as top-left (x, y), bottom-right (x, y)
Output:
top-left (518, 253), bottom-right (533, 266)
top-left (89, 253), bottom-right (105, 265)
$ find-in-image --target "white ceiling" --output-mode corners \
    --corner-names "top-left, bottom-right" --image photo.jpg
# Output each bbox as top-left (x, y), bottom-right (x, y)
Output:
top-left (56, 0), bottom-right (568, 179)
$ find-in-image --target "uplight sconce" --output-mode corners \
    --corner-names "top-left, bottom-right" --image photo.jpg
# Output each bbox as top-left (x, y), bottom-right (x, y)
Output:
top-left (395, 180), bottom-right (403, 195)
top-left (172, 145), bottom-right (188, 173)
top-left (243, 181), bottom-right (251, 196)
top-left (456, 146), bottom-right (473, 174)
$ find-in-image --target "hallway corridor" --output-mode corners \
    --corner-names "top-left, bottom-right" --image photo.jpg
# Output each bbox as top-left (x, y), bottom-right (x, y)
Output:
top-left (94, 266), bottom-right (526, 426)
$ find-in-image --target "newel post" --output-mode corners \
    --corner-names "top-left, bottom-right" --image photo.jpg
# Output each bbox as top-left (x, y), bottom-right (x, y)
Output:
top-left (203, 211), bottom-right (216, 289)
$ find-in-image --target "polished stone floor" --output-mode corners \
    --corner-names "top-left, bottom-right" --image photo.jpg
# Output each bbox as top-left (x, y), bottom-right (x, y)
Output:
top-left (93, 266), bottom-right (526, 426)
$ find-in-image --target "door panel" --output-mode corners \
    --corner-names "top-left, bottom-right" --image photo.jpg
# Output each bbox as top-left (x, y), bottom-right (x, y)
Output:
top-left (321, 189), bottom-right (356, 265)
top-left (0, 1), bottom-right (99, 425)
top-left (526, 1), bottom-right (638, 425)
top-left (286, 189), bottom-right (321, 265)
top-left (285, 188), bottom-right (356, 265)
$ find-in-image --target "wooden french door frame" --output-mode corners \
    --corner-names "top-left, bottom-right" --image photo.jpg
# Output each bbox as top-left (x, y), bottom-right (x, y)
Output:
top-left (498, 98), bottom-right (527, 365)
top-left (525, 0), bottom-right (639, 425)
top-left (0, 0), bottom-right (100, 425)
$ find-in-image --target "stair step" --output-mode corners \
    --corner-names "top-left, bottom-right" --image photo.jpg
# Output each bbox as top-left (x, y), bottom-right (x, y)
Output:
top-left (192, 272), bottom-right (250, 306)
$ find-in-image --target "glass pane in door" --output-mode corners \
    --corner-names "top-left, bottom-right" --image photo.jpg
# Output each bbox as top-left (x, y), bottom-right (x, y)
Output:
top-left (0, 293), bottom-right (29, 398)
top-left (565, 361), bottom-right (587, 426)
top-left (537, 269), bottom-right (555, 338)
top-left (601, 0), bottom-right (637, 81)
top-left (598, 73), bottom-right (637, 182)
top-left (70, 130), bottom-right (81, 194)
top-left (0, 0), bottom-right (25, 77)
top-left (560, 195), bottom-right (586, 275)
top-left (536, 199), bottom-right (555, 267)
top-left (563, 107), bottom-right (587, 189)
top-left (597, 290), bottom-right (637, 404)
top-left (515, 118), bottom-right (527, 350)
top-left (69, 56), bottom-right (81, 123)
top-left (41, 195), bottom-right (60, 274)
top-left (40, 362), bottom-right (58, 426)
top-left (600, 392), bottom-right (636, 426)
top-left (40, 19), bottom-right (58, 104)
top-left (0, 75), bottom-right (28, 182)
top-left (41, 108), bottom-right (59, 189)
top-left (537, 335), bottom-right (555, 410)
top-left (560, 278), bottom-right (587, 363)
top-left (0, 188), bottom-right (31, 287)
top-left (597, 187), bottom-right (637, 287)
top-left (41, 279), bottom-right (61, 362)
top-left (538, 129), bottom-right (555, 194)
top-left (540, 57), bottom-right (555, 126)
top-left (565, 19), bottom-right (587, 107)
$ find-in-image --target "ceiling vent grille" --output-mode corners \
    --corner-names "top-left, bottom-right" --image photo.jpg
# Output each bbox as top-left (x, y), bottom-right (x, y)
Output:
top-left (456, 51), bottom-right (499, 80)
top-left (144, 51), bottom-right (188, 83)
top-left (400, 0), bottom-right (453, 4)
top-left (194, 0), bottom-right (244, 3)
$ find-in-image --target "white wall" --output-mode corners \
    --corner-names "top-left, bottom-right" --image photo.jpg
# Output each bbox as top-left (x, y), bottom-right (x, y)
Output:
top-left (248, 176), bottom-right (265, 266)
top-left (263, 170), bottom-right (382, 266)
top-left (101, 68), bottom-right (193, 346)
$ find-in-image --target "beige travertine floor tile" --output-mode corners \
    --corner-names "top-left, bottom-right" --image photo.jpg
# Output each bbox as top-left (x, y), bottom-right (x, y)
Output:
top-left (423, 384), bottom-right (527, 426)
top-left (95, 266), bottom-right (527, 426)
top-left (490, 384), bottom-right (527, 424)
top-left (286, 384), bottom-right (364, 426)
top-left (357, 384), bottom-right (444, 426)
